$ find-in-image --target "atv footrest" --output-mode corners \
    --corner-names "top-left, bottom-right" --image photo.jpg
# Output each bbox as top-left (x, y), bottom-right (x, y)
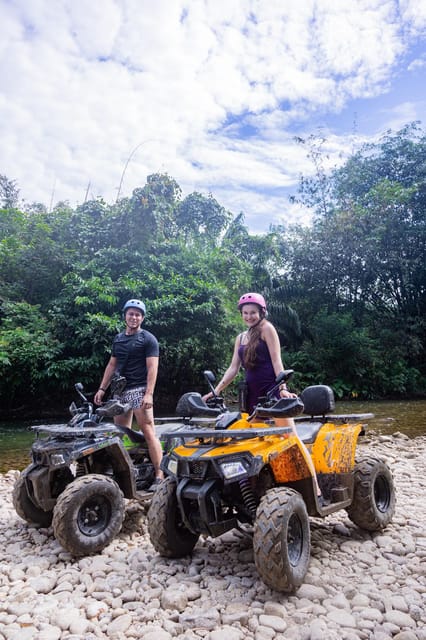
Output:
top-left (331, 486), bottom-right (350, 503)
top-left (208, 518), bottom-right (239, 538)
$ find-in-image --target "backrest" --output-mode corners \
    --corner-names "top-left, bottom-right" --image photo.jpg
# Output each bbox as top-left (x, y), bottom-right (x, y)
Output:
top-left (300, 385), bottom-right (335, 416)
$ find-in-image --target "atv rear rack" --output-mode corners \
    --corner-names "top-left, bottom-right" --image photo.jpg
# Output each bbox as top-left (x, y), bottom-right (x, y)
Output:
top-left (295, 413), bottom-right (374, 422)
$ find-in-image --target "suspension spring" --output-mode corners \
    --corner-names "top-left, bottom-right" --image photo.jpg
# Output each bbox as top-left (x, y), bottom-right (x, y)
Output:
top-left (239, 478), bottom-right (257, 516)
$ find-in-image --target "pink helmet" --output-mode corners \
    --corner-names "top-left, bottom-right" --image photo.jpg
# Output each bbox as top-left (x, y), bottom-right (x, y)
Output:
top-left (237, 292), bottom-right (267, 312)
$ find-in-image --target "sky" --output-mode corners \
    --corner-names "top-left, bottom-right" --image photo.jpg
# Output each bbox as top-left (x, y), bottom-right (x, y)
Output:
top-left (1, 0), bottom-right (425, 234)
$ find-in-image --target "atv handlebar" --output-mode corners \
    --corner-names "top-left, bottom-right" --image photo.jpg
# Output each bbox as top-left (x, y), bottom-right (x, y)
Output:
top-left (255, 369), bottom-right (294, 405)
top-left (175, 369), bottom-right (299, 421)
top-left (68, 383), bottom-right (130, 426)
top-left (252, 396), bottom-right (304, 420)
top-left (175, 392), bottom-right (223, 418)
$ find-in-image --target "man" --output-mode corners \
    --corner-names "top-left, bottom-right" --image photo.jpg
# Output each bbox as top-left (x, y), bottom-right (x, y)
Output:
top-left (94, 298), bottom-right (162, 490)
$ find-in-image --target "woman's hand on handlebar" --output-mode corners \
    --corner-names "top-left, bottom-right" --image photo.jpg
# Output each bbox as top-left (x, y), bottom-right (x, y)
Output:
top-left (202, 392), bottom-right (213, 403)
top-left (279, 388), bottom-right (297, 399)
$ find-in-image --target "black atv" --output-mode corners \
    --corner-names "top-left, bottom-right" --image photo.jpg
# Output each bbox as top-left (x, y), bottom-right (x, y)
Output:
top-left (12, 379), bottom-right (186, 556)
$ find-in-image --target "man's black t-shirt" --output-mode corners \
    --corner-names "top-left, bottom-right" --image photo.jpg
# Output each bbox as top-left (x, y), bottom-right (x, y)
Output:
top-left (112, 330), bottom-right (159, 389)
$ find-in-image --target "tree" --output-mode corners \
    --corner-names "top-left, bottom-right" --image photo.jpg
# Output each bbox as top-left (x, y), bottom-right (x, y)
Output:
top-left (0, 175), bottom-right (20, 209)
top-left (0, 302), bottom-right (62, 410)
top-left (285, 124), bottom-right (426, 395)
top-left (176, 192), bottom-right (231, 243)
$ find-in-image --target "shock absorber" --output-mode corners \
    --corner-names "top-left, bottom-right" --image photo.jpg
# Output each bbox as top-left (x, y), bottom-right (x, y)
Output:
top-left (239, 478), bottom-right (257, 517)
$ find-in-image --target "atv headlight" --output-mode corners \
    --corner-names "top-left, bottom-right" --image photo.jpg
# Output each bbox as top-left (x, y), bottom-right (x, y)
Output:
top-left (220, 460), bottom-right (247, 480)
top-left (168, 457), bottom-right (178, 475)
top-left (50, 453), bottom-right (66, 466)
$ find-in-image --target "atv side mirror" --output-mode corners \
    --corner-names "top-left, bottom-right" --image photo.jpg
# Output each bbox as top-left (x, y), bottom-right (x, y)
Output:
top-left (74, 382), bottom-right (87, 402)
top-left (203, 370), bottom-right (217, 396)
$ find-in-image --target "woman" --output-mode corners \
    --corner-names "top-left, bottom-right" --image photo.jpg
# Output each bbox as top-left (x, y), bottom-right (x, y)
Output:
top-left (203, 292), bottom-right (322, 496)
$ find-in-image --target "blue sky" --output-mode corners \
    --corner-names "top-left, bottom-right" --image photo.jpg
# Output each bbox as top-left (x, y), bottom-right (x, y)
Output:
top-left (1, 0), bottom-right (425, 233)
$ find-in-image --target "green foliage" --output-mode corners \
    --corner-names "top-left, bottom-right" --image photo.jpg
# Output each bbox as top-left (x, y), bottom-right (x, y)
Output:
top-left (176, 192), bottom-right (231, 243)
top-left (0, 127), bottom-right (425, 414)
top-left (0, 175), bottom-right (20, 209)
top-left (289, 312), bottom-right (378, 397)
top-left (0, 302), bottom-right (61, 408)
top-left (285, 123), bottom-right (426, 397)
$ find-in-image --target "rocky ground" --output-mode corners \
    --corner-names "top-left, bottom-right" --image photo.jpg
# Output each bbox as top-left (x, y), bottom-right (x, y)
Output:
top-left (0, 432), bottom-right (425, 640)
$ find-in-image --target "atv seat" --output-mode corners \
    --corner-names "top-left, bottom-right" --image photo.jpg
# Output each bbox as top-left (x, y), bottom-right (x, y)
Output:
top-left (293, 386), bottom-right (334, 443)
top-left (295, 386), bottom-right (374, 440)
top-left (115, 424), bottom-right (147, 444)
top-left (295, 421), bottom-right (324, 443)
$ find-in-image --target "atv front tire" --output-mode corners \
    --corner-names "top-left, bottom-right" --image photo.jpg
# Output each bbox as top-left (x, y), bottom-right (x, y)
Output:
top-left (13, 472), bottom-right (53, 528)
top-left (148, 477), bottom-right (199, 557)
top-left (253, 487), bottom-right (311, 593)
top-left (346, 456), bottom-right (396, 531)
top-left (52, 474), bottom-right (125, 556)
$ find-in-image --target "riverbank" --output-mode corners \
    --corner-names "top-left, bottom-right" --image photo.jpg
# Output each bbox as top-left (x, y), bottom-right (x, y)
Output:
top-left (0, 433), bottom-right (425, 640)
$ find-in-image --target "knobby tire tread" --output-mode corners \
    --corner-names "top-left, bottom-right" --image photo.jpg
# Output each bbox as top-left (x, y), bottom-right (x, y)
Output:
top-left (148, 477), bottom-right (198, 557)
top-left (13, 472), bottom-right (53, 528)
top-left (346, 456), bottom-right (396, 531)
top-left (52, 474), bottom-right (125, 556)
top-left (253, 487), bottom-right (311, 593)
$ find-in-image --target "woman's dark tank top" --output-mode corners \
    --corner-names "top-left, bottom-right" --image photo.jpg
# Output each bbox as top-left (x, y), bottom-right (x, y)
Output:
top-left (238, 338), bottom-right (278, 412)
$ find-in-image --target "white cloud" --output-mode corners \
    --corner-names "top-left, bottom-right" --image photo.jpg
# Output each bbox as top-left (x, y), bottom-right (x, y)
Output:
top-left (407, 55), bottom-right (426, 72)
top-left (0, 0), bottom-right (425, 231)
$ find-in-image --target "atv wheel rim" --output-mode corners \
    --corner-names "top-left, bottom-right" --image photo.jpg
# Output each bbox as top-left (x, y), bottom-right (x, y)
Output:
top-left (374, 475), bottom-right (391, 512)
top-left (287, 512), bottom-right (304, 566)
top-left (77, 496), bottom-right (112, 536)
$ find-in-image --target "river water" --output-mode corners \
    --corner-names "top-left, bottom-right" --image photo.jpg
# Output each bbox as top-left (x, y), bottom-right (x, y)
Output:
top-left (1, 399), bottom-right (425, 474)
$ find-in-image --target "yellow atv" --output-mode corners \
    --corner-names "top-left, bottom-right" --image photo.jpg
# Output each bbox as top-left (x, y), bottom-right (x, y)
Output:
top-left (148, 371), bottom-right (396, 592)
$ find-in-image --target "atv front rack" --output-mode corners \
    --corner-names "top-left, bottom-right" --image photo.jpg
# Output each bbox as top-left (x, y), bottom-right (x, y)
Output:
top-left (163, 426), bottom-right (293, 446)
top-left (30, 424), bottom-right (123, 437)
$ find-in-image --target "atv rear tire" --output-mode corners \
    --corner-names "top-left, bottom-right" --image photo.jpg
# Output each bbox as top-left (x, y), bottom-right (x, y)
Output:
top-left (52, 474), bottom-right (125, 556)
top-left (346, 456), bottom-right (396, 531)
top-left (148, 477), bottom-right (199, 557)
top-left (253, 487), bottom-right (311, 593)
top-left (13, 472), bottom-right (53, 528)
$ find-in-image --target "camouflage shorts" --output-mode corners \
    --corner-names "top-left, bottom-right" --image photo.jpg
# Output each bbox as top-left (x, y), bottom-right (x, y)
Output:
top-left (120, 386), bottom-right (147, 409)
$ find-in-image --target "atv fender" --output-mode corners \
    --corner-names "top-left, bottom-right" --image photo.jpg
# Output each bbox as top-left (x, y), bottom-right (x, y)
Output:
top-left (95, 441), bottom-right (138, 498)
top-left (23, 465), bottom-right (74, 512)
top-left (268, 435), bottom-right (315, 485)
top-left (311, 422), bottom-right (362, 474)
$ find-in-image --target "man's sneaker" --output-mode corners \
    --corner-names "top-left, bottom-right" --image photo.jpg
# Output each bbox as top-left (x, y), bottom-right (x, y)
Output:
top-left (147, 478), bottom-right (163, 492)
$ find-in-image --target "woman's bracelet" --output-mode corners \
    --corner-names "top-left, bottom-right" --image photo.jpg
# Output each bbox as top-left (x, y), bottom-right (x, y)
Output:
top-left (98, 387), bottom-right (106, 392)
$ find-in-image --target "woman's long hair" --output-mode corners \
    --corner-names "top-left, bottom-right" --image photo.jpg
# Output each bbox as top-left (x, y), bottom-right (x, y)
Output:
top-left (243, 312), bottom-right (266, 369)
